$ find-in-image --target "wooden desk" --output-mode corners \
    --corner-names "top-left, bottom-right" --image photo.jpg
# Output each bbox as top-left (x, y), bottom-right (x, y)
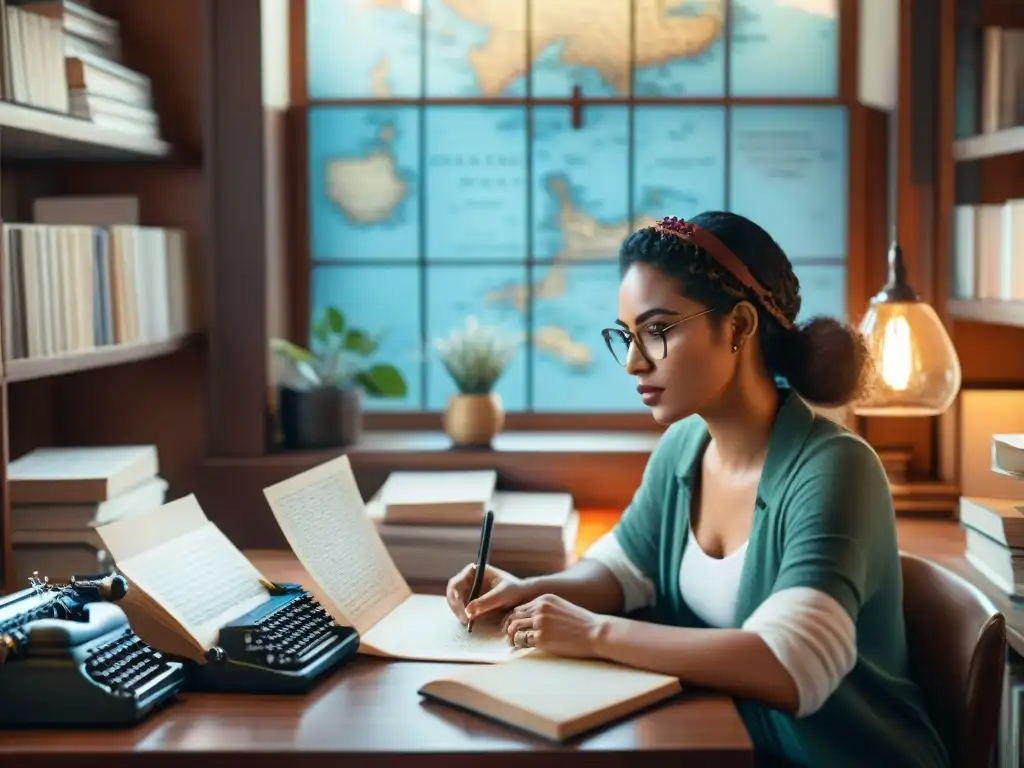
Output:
top-left (0, 550), bottom-right (754, 768)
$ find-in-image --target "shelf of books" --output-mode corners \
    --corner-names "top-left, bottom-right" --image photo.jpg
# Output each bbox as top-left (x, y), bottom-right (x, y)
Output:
top-left (1, 214), bottom-right (195, 382)
top-left (0, 0), bottom-right (171, 160)
top-left (960, 434), bottom-right (1024, 599)
top-left (948, 25), bottom-right (1024, 327)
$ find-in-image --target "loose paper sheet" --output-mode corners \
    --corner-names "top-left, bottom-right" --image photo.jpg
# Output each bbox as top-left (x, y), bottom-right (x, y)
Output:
top-left (262, 456), bottom-right (513, 663)
top-left (95, 495), bottom-right (270, 650)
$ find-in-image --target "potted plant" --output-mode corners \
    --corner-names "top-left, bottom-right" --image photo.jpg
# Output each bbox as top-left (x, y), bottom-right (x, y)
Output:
top-left (434, 316), bottom-right (520, 448)
top-left (270, 306), bottom-right (407, 449)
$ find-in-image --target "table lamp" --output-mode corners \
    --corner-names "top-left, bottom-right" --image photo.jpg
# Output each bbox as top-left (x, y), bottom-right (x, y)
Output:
top-left (853, 241), bottom-right (962, 416)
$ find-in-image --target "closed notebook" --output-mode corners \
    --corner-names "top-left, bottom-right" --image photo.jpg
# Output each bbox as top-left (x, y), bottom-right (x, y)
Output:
top-left (418, 652), bottom-right (682, 741)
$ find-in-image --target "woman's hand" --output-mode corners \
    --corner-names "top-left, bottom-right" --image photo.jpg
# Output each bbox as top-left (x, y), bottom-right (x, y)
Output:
top-left (502, 594), bottom-right (608, 658)
top-left (445, 563), bottom-right (536, 624)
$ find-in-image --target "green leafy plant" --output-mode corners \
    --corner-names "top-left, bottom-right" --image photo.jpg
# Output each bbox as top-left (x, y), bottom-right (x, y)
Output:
top-left (434, 316), bottom-right (520, 395)
top-left (269, 306), bottom-right (407, 397)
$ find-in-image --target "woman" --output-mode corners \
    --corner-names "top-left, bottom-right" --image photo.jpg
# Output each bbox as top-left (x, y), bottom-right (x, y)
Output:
top-left (445, 212), bottom-right (949, 767)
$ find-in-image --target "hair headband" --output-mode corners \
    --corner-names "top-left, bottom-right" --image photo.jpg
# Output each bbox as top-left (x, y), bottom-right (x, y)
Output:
top-left (653, 216), bottom-right (794, 330)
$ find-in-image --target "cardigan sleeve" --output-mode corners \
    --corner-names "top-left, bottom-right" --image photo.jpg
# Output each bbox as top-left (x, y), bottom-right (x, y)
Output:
top-left (768, 434), bottom-right (892, 619)
top-left (744, 434), bottom-right (893, 716)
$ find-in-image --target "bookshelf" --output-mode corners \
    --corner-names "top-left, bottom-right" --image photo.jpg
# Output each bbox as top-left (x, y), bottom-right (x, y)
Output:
top-left (943, 0), bottom-right (1024, 353)
top-left (0, 0), bottom-right (209, 592)
top-left (0, 100), bottom-right (172, 161)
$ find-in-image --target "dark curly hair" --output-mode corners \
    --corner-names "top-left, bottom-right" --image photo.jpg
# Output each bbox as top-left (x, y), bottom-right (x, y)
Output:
top-left (619, 211), bottom-right (871, 408)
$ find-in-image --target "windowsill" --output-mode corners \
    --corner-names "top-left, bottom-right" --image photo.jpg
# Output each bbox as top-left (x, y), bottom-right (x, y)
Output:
top-left (206, 430), bottom-right (958, 517)
top-left (262, 429), bottom-right (662, 458)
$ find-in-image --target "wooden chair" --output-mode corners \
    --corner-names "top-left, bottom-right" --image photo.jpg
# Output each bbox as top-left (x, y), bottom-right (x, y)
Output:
top-left (901, 553), bottom-right (1006, 768)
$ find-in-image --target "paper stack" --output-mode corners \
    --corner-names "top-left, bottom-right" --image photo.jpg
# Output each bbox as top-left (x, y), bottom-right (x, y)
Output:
top-left (8, 445), bottom-right (167, 585)
top-left (368, 470), bottom-right (578, 581)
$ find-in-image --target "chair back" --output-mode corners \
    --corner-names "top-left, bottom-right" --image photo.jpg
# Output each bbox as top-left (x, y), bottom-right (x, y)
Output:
top-left (901, 553), bottom-right (1005, 768)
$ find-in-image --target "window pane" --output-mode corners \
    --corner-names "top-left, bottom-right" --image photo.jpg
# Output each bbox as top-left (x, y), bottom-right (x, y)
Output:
top-left (306, 0), bottom-right (421, 98)
top-left (728, 0), bottom-right (838, 97)
top-left (424, 0), bottom-right (527, 97)
top-left (530, 0), bottom-right (630, 97)
top-left (425, 107), bottom-right (528, 262)
top-left (633, 0), bottom-right (725, 97)
top-left (794, 262), bottom-right (847, 323)
top-left (633, 106), bottom-right (727, 222)
top-left (425, 265), bottom-right (528, 410)
top-left (310, 265), bottom-right (423, 411)
top-left (531, 262), bottom-right (644, 412)
top-left (531, 106), bottom-right (630, 264)
top-left (309, 107), bottom-right (420, 262)
top-left (728, 106), bottom-right (847, 261)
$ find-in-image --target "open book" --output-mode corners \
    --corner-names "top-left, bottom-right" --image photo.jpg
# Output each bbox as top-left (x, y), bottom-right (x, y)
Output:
top-left (419, 652), bottom-right (682, 741)
top-left (262, 456), bottom-right (512, 663)
top-left (94, 495), bottom-right (272, 662)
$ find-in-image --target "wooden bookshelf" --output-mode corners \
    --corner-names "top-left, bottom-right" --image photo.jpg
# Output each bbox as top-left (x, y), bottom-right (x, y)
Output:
top-left (952, 125), bottom-right (1024, 161)
top-left (0, 0), bottom-right (209, 593)
top-left (948, 298), bottom-right (1024, 327)
top-left (4, 335), bottom-right (193, 383)
top-left (0, 100), bottom-right (172, 161)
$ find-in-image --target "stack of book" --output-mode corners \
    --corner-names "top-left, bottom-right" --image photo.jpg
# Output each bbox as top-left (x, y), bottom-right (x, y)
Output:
top-left (1, 0), bottom-right (160, 137)
top-left (960, 433), bottom-right (1024, 598)
top-left (9, 444), bottom-right (168, 586)
top-left (367, 470), bottom-right (579, 582)
top-left (1, 218), bottom-right (190, 360)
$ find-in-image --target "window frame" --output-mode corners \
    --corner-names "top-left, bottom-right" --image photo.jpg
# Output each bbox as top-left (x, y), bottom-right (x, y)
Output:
top-left (285, 0), bottom-right (865, 432)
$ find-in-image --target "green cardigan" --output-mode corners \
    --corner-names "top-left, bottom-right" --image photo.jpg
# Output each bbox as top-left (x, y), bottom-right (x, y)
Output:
top-left (612, 390), bottom-right (950, 768)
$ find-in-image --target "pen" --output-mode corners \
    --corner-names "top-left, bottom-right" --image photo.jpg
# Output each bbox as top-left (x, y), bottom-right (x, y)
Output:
top-left (466, 509), bottom-right (495, 634)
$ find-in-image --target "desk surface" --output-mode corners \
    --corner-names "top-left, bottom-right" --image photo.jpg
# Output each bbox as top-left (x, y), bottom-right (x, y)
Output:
top-left (0, 550), bottom-right (754, 768)
top-left (0, 515), bottom-right (1006, 766)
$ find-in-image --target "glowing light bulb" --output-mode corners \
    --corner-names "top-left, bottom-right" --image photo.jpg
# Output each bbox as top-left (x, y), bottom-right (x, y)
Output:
top-left (877, 315), bottom-right (913, 392)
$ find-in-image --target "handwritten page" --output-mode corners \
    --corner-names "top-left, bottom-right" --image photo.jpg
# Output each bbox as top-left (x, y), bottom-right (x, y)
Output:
top-left (360, 593), bottom-right (512, 662)
top-left (262, 456), bottom-right (512, 663)
top-left (95, 495), bottom-right (270, 651)
top-left (261, 455), bottom-right (411, 635)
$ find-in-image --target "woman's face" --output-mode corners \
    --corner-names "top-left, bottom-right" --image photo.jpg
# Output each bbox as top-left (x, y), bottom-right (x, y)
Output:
top-left (615, 263), bottom-right (737, 425)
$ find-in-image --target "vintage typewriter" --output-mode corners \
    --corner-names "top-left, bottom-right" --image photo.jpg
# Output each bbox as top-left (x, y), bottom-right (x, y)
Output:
top-left (0, 573), bottom-right (185, 727)
top-left (184, 580), bottom-right (359, 694)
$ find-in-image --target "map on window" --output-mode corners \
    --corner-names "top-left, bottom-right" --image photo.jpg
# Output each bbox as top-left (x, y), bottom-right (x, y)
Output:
top-left (307, 0), bottom-right (739, 98)
top-left (728, 105), bottom-right (848, 262)
top-left (729, 0), bottom-right (839, 97)
top-left (425, 107), bottom-right (527, 261)
top-left (309, 106), bottom-right (420, 261)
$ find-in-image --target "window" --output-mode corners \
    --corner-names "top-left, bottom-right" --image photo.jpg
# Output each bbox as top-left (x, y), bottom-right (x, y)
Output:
top-left (302, 0), bottom-right (846, 414)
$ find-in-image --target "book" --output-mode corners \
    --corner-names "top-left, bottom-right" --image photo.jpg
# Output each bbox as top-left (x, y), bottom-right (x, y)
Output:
top-left (964, 527), bottom-right (1024, 598)
top-left (960, 496), bottom-right (1024, 549)
top-left (993, 434), bottom-right (1024, 477)
top-left (94, 494), bottom-right (273, 662)
top-left (378, 469), bottom-right (497, 525)
top-left (367, 489), bottom-right (578, 580)
top-left (8, 445), bottom-right (159, 504)
top-left (262, 456), bottom-right (514, 663)
top-left (419, 652), bottom-right (683, 742)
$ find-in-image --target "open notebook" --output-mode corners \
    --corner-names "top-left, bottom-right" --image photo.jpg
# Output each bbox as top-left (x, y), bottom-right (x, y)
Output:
top-left (262, 456), bottom-right (512, 663)
top-left (94, 495), bottom-right (272, 662)
top-left (419, 652), bottom-right (682, 741)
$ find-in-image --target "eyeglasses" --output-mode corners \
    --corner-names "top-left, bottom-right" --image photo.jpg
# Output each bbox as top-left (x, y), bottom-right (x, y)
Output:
top-left (601, 309), bottom-right (713, 367)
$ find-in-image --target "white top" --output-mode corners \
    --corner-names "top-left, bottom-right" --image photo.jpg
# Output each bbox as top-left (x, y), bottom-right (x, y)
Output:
top-left (678, 526), bottom-right (749, 628)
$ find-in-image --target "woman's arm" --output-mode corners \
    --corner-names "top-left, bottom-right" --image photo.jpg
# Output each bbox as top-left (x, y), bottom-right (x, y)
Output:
top-left (593, 618), bottom-right (800, 712)
top-left (521, 559), bottom-right (627, 615)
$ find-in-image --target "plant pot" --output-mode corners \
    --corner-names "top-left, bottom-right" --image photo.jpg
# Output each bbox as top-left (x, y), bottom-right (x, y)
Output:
top-left (443, 393), bottom-right (504, 448)
top-left (278, 386), bottom-right (363, 449)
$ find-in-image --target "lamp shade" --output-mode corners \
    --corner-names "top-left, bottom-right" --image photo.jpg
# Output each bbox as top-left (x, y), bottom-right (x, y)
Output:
top-left (852, 244), bottom-right (962, 417)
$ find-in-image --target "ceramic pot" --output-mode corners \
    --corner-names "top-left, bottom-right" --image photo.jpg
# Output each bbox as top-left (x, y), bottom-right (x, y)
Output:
top-left (443, 393), bottom-right (504, 447)
top-left (278, 386), bottom-right (362, 449)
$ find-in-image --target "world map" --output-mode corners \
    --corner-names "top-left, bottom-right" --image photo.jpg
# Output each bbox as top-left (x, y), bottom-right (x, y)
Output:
top-left (305, 0), bottom-right (844, 412)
